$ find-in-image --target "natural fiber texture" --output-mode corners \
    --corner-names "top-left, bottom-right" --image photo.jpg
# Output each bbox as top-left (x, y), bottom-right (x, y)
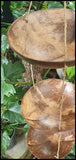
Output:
top-left (30, 64), bottom-right (34, 85)
top-left (56, 1), bottom-right (67, 159)
top-left (28, 1), bottom-right (35, 85)
top-left (28, 1), bottom-right (32, 13)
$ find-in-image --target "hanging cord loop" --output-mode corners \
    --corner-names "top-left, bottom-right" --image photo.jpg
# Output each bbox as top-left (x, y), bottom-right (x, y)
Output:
top-left (55, 1), bottom-right (67, 159)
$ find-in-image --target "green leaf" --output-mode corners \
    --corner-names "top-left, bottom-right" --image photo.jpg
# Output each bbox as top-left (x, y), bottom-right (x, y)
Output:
top-left (33, 1), bottom-right (42, 10)
top-left (12, 9), bottom-right (25, 18)
top-left (16, 1), bottom-right (29, 8)
top-left (1, 27), bottom-right (8, 35)
top-left (1, 56), bottom-right (8, 65)
top-left (1, 35), bottom-right (9, 54)
top-left (70, 144), bottom-right (75, 155)
top-left (43, 69), bottom-right (51, 80)
top-left (22, 124), bottom-right (30, 132)
top-left (2, 86), bottom-right (25, 105)
top-left (1, 1), bottom-right (4, 7)
top-left (1, 1), bottom-right (4, 12)
top-left (67, 1), bottom-right (75, 10)
top-left (48, 1), bottom-right (63, 9)
top-left (1, 81), bottom-right (16, 104)
top-left (3, 125), bottom-right (14, 137)
top-left (13, 52), bottom-right (17, 58)
top-left (14, 85), bottom-right (25, 100)
top-left (42, 1), bottom-right (48, 10)
top-left (10, 1), bottom-right (17, 10)
top-left (1, 64), bottom-right (5, 81)
top-left (1, 57), bottom-right (8, 81)
top-left (10, 1), bottom-right (29, 11)
top-left (10, 1), bottom-right (29, 18)
top-left (25, 132), bottom-right (28, 139)
top-left (1, 59), bottom-right (16, 104)
top-left (2, 102), bottom-right (25, 124)
top-left (65, 155), bottom-right (71, 159)
top-left (1, 131), bottom-right (10, 153)
top-left (3, 60), bottom-right (25, 81)
top-left (2, 95), bottom-right (18, 105)
top-left (66, 66), bottom-right (75, 79)
top-left (30, 9), bottom-right (34, 13)
top-left (1, 1), bottom-right (4, 6)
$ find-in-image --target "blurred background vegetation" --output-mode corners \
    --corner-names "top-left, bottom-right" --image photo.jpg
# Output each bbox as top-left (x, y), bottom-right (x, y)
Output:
top-left (1, 1), bottom-right (75, 159)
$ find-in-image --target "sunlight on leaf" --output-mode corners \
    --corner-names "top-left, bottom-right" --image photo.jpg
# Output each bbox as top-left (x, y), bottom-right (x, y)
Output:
top-left (1, 35), bottom-right (9, 54)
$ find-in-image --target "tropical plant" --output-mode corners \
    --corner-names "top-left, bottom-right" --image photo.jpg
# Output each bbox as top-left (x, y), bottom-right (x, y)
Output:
top-left (1, 56), bottom-right (28, 154)
top-left (66, 66), bottom-right (75, 83)
top-left (1, 1), bottom-right (75, 159)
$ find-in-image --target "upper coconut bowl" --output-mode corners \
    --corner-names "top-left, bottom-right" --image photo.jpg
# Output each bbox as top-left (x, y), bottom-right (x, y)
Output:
top-left (7, 9), bottom-right (75, 68)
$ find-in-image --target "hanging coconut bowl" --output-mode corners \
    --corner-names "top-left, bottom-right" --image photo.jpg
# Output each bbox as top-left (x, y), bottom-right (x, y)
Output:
top-left (21, 79), bottom-right (75, 132)
top-left (21, 78), bottom-right (75, 159)
top-left (27, 126), bottom-right (75, 159)
top-left (7, 9), bottom-right (75, 68)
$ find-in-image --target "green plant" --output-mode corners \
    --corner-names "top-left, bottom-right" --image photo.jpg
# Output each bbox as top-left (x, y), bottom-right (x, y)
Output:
top-left (1, 1), bottom-right (4, 12)
top-left (1, 35), bottom-right (9, 54)
top-left (42, 1), bottom-right (48, 10)
top-left (66, 66), bottom-right (75, 83)
top-left (42, 69), bottom-right (51, 79)
top-left (47, 1), bottom-right (63, 9)
top-left (1, 1), bottom-right (75, 159)
top-left (22, 123), bottom-right (30, 138)
top-left (1, 120), bottom-right (16, 154)
top-left (1, 19), bottom-right (32, 154)
top-left (9, 1), bottom-right (29, 18)
top-left (67, 1), bottom-right (75, 10)
top-left (1, 56), bottom-right (29, 154)
top-left (9, 1), bottom-right (44, 19)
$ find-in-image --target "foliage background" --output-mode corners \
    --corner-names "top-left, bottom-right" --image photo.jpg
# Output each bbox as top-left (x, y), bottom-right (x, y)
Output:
top-left (1, 1), bottom-right (75, 159)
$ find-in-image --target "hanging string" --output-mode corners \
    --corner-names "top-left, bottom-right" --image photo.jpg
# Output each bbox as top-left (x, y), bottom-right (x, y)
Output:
top-left (27, 1), bottom-right (35, 85)
top-left (28, 1), bottom-right (32, 14)
top-left (30, 64), bottom-right (34, 85)
top-left (55, 1), bottom-right (67, 159)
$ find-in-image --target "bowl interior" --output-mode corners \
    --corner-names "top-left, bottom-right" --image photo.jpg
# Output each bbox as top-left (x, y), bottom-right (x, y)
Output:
top-left (7, 9), bottom-right (75, 68)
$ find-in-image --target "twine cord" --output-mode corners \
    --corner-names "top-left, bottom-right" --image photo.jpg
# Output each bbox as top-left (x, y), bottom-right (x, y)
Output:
top-left (28, 1), bottom-right (32, 14)
top-left (55, 1), bottom-right (67, 159)
top-left (27, 1), bottom-right (35, 85)
top-left (30, 64), bottom-right (34, 85)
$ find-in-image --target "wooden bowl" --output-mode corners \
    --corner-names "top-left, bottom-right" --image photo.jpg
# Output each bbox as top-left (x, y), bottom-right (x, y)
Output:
top-left (7, 9), bottom-right (75, 68)
top-left (21, 79), bottom-right (75, 132)
top-left (27, 126), bottom-right (75, 159)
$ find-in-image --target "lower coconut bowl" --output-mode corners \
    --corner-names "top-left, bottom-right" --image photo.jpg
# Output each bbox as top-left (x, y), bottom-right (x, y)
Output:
top-left (21, 79), bottom-right (75, 132)
top-left (27, 126), bottom-right (75, 159)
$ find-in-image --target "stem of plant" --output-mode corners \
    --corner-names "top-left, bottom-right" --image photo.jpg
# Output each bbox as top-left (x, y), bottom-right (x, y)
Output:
top-left (43, 69), bottom-right (51, 80)
top-left (66, 155), bottom-right (72, 159)
top-left (1, 22), bottom-right (11, 26)
top-left (8, 123), bottom-right (19, 126)
top-left (5, 80), bottom-right (33, 86)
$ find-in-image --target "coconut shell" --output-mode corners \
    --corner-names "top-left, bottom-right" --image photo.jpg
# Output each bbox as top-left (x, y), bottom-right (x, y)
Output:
top-left (21, 79), bottom-right (75, 132)
top-left (27, 126), bottom-right (75, 159)
top-left (7, 9), bottom-right (75, 68)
